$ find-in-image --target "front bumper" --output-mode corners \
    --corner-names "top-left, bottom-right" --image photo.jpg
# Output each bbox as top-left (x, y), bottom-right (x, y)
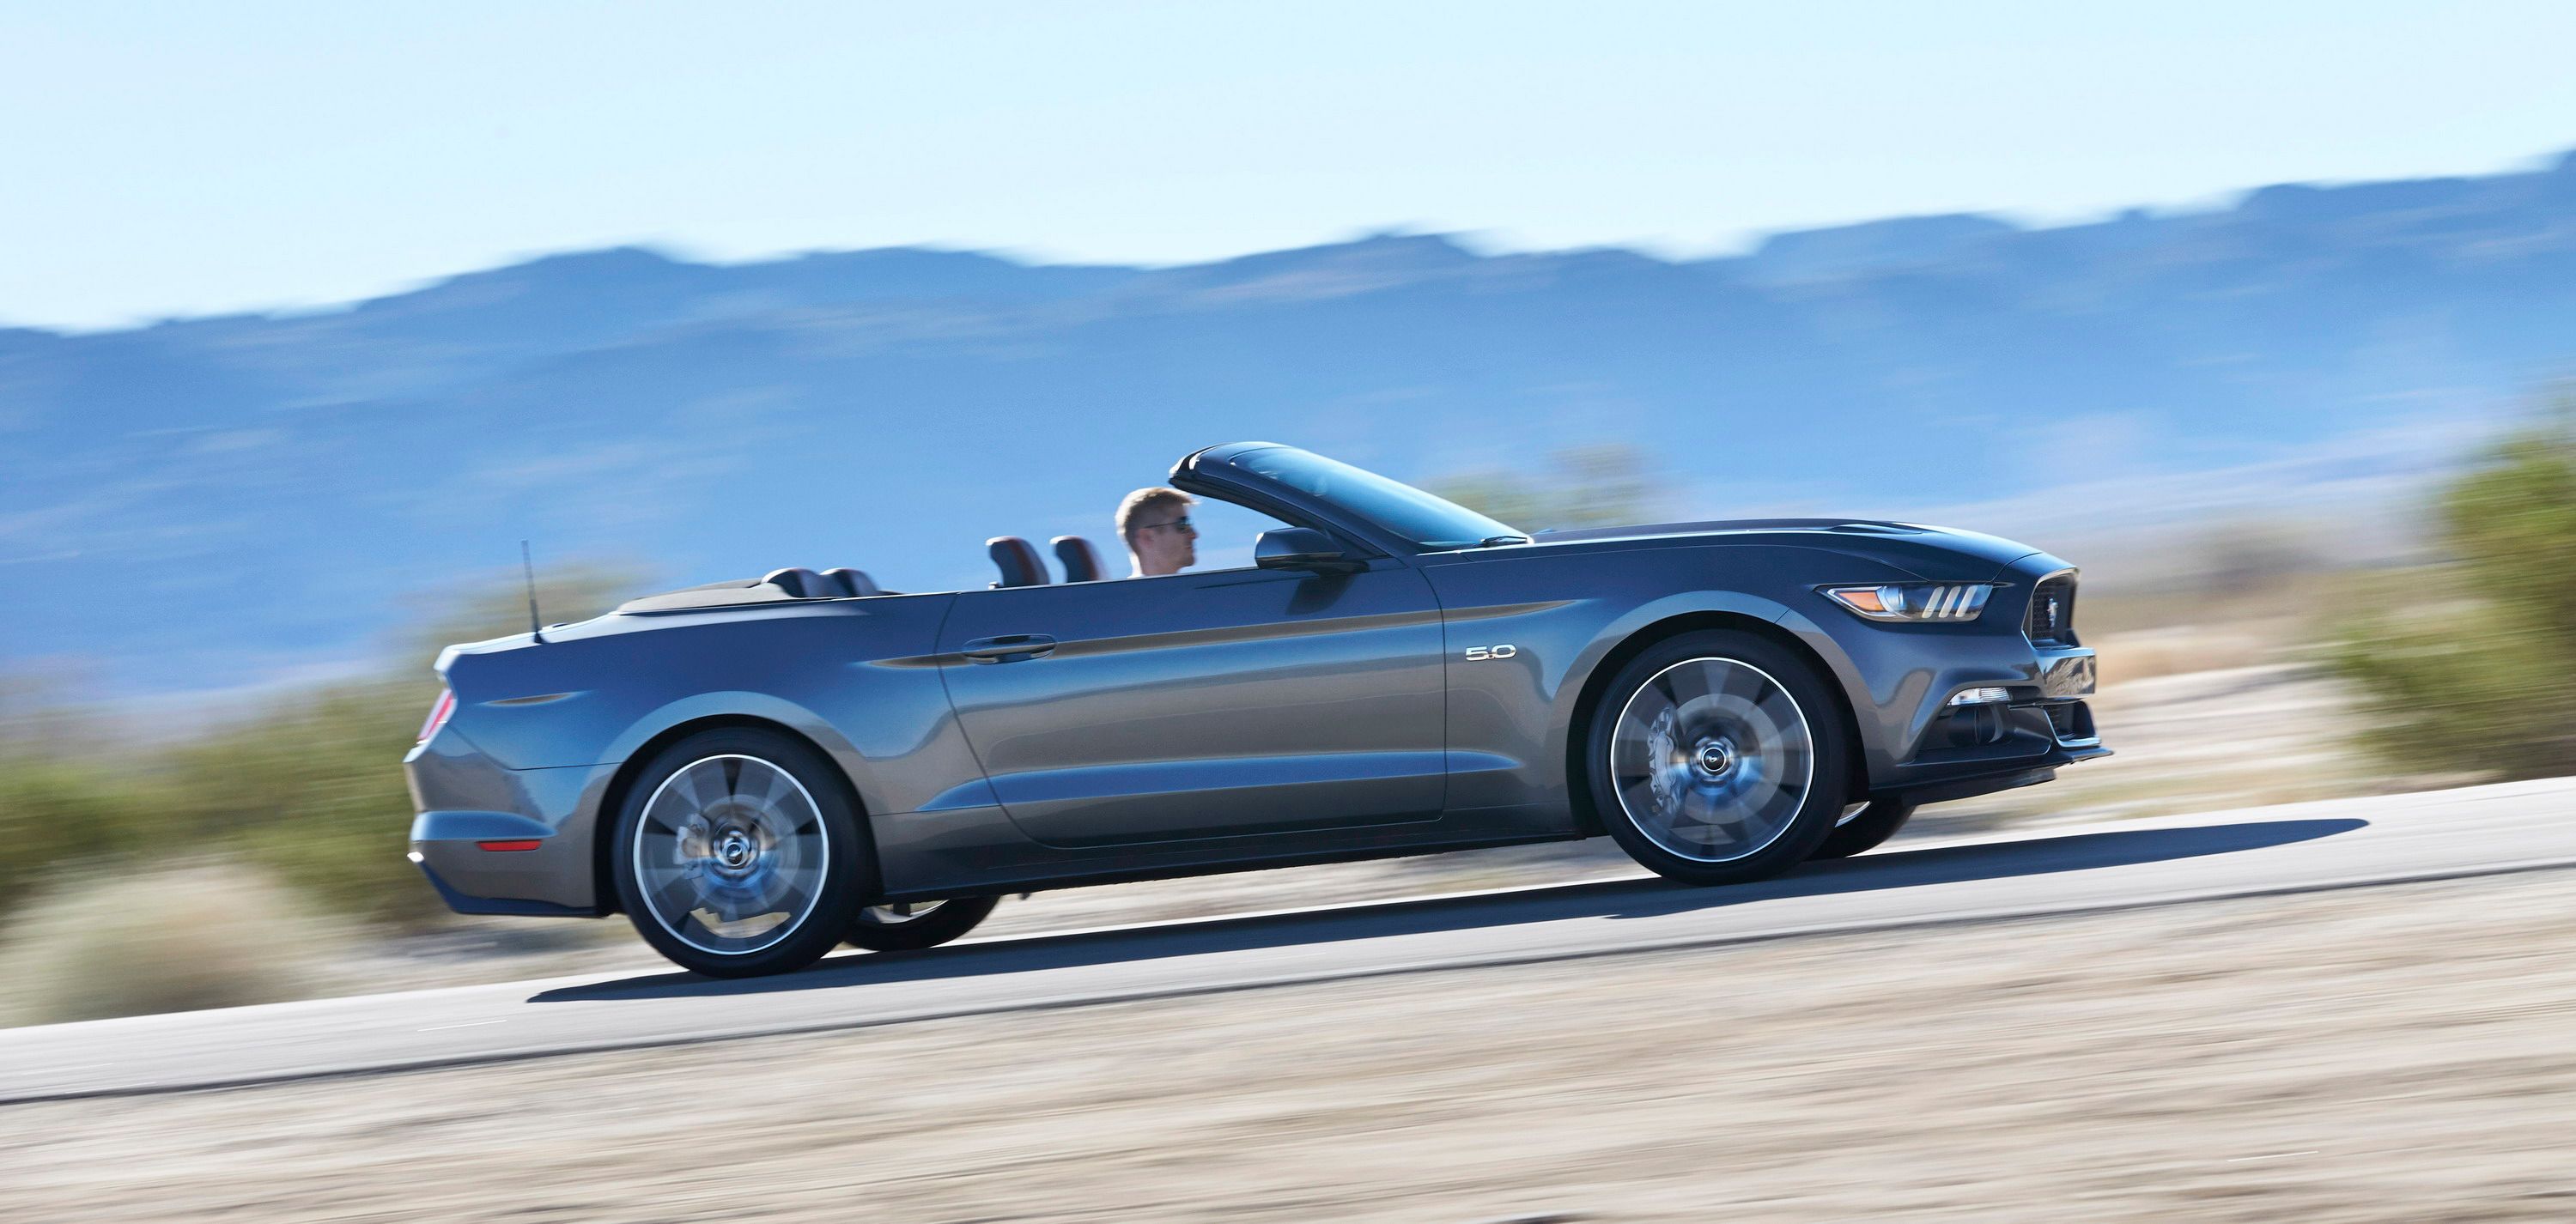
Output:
top-left (1805, 561), bottom-right (2110, 807)
top-left (1875, 733), bottom-right (2111, 806)
top-left (1869, 639), bottom-right (2109, 806)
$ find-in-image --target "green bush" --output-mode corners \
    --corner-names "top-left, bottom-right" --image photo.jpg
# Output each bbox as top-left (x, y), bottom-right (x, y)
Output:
top-left (0, 682), bottom-right (453, 933)
top-left (2333, 404), bottom-right (2576, 779)
top-left (0, 564), bottom-right (646, 936)
top-left (162, 680), bottom-right (452, 927)
top-left (0, 688), bottom-right (161, 906)
top-left (0, 757), bottom-right (159, 903)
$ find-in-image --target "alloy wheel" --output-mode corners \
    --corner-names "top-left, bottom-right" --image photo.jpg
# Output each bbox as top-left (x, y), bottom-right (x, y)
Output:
top-left (631, 754), bottom-right (832, 956)
top-left (1607, 656), bottom-right (1815, 863)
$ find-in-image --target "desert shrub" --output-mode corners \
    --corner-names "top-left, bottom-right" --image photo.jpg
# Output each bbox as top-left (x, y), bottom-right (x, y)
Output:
top-left (0, 760), bottom-right (161, 888)
top-left (161, 680), bottom-right (451, 928)
top-left (0, 690), bottom-right (168, 910)
top-left (2332, 404), bottom-right (2576, 779)
top-left (0, 861), bottom-right (349, 1024)
top-left (0, 565), bottom-right (647, 936)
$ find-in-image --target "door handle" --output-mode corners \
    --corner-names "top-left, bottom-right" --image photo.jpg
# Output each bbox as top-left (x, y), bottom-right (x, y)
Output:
top-left (961, 633), bottom-right (1057, 663)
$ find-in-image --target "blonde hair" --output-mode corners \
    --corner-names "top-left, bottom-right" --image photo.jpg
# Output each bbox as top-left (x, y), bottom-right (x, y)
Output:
top-left (1115, 486), bottom-right (1196, 547)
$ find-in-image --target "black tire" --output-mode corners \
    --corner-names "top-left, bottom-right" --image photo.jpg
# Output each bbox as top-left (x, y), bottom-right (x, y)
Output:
top-left (1583, 630), bottom-right (1850, 886)
top-left (844, 895), bottom-right (1001, 952)
top-left (610, 728), bottom-right (868, 979)
top-left (1809, 799), bottom-right (1917, 860)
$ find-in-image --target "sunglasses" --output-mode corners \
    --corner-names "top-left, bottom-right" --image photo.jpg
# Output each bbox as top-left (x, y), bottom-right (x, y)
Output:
top-left (1139, 517), bottom-right (1195, 533)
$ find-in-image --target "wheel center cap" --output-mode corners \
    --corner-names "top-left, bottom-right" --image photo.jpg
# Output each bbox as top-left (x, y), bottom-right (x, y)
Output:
top-left (1693, 738), bottom-right (1737, 778)
top-left (716, 829), bottom-right (756, 870)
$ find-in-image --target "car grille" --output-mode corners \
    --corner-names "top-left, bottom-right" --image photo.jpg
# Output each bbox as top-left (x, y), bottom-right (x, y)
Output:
top-left (2025, 573), bottom-right (2078, 645)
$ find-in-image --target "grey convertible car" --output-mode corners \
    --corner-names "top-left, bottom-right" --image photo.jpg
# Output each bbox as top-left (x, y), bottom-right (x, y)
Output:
top-left (404, 442), bottom-right (2105, 977)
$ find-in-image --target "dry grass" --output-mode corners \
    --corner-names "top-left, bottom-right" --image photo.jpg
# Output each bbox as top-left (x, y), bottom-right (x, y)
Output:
top-left (0, 862), bottom-right (352, 1025)
top-left (2090, 627), bottom-right (2277, 686)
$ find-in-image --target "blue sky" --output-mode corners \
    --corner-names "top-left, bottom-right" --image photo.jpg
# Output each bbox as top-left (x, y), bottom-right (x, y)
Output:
top-left (5, 0), bottom-right (2574, 329)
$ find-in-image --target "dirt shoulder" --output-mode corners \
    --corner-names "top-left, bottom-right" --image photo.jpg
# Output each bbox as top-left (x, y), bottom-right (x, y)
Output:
top-left (7, 870), bottom-right (2573, 1222)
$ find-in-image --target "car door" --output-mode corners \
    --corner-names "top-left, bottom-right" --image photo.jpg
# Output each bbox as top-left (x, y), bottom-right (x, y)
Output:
top-left (934, 560), bottom-right (1447, 847)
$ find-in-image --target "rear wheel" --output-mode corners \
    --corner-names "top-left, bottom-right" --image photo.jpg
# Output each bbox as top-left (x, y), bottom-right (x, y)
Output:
top-left (844, 895), bottom-right (1000, 951)
top-left (1810, 798), bottom-right (1918, 860)
top-left (1583, 631), bottom-right (1850, 885)
top-left (610, 728), bottom-right (866, 979)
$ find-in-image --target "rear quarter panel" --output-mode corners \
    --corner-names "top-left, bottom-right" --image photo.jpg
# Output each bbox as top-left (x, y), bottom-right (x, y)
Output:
top-left (439, 592), bottom-right (981, 819)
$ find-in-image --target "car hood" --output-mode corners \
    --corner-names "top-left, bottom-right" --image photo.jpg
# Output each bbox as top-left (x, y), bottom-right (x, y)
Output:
top-left (1504, 518), bottom-right (2045, 581)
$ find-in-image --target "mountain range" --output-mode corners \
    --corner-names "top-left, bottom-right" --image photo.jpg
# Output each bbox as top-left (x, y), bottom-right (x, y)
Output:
top-left (9, 151), bottom-right (2576, 695)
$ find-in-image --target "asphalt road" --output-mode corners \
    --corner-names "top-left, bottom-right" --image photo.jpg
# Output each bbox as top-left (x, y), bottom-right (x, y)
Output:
top-left (8, 778), bottom-right (2574, 1106)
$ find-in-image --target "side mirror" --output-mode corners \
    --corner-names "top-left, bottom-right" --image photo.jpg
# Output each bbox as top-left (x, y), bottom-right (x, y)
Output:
top-left (1254, 527), bottom-right (1351, 570)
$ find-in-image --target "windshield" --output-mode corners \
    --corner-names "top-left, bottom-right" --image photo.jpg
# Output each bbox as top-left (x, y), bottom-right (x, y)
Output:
top-left (1235, 445), bottom-right (1522, 549)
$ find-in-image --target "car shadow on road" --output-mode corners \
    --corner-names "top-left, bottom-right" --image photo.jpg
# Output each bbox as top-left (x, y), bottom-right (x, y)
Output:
top-left (530, 816), bottom-right (2364, 1005)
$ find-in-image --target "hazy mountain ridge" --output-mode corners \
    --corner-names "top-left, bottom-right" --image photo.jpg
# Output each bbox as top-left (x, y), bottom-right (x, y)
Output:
top-left (8, 153), bottom-right (2576, 693)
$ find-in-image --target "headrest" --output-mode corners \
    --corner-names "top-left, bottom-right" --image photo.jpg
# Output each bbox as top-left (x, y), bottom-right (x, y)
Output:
top-left (987, 536), bottom-right (1049, 588)
top-left (1051, 536), bottom-right (1107, 583)
top-left (820, 567), bottom-right (882, 597)
top-left (760, 567), bottom-right (823, 598)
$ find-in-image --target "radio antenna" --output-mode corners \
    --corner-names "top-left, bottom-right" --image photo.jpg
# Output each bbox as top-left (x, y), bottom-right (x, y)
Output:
top-left (521, 540), bottom-right (547, 644)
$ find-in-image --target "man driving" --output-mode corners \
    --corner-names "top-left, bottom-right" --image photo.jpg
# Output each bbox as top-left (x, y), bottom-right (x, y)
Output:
top-left (1115, 486), bottom-right (1198, 577)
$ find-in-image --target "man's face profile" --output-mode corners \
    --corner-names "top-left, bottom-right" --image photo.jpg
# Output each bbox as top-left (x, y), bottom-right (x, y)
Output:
top-left (1131, 509), bottom-right (1197, 575)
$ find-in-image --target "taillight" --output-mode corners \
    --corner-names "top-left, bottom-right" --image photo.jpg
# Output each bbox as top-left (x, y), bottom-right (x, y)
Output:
top-left (417, 689), bottom-right (458, 742)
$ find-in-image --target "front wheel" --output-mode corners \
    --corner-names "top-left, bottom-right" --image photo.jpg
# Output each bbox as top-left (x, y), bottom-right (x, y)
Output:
top-left (844, 895), bottom-right (1000, 951)
top-left (1583, 631), bottom-right (1850, 886)
top-left (610, 728), bottom-right (866, 979)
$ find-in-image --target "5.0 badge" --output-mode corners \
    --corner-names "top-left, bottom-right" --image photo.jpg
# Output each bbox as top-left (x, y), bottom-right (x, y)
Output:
top-left (1463, 644), bottom-right (1519, 661)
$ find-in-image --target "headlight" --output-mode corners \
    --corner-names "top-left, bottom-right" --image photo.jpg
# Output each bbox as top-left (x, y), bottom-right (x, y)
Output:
top-left (1823, 583), bottom-right (1996, 622)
